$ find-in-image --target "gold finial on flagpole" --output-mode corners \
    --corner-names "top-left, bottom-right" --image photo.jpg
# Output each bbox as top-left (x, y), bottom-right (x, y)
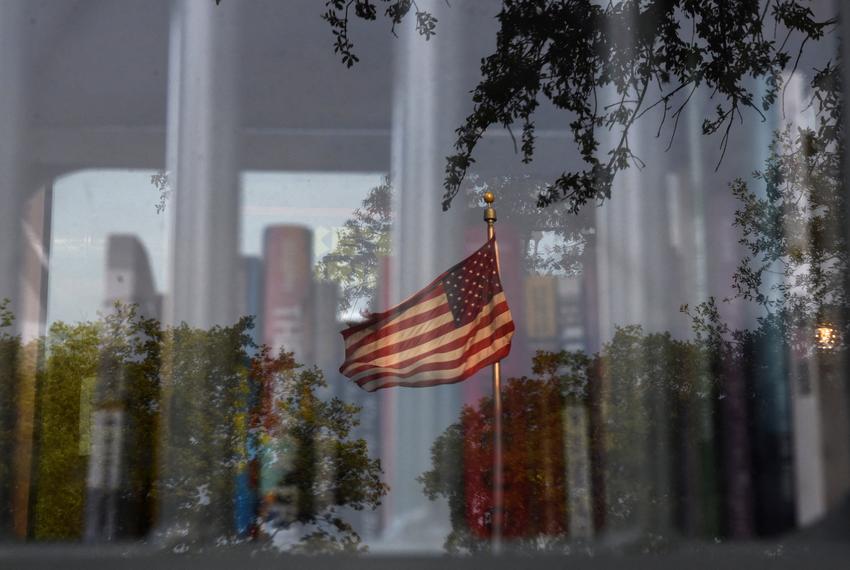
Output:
top-left (483, 192), bottom-right (497, 239)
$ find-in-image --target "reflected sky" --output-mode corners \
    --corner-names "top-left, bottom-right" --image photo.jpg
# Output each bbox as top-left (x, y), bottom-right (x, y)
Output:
top-left (240, 171), bottom-right (384, 260)
top-left (48, 170), bottom-right (169, 326)
top-left (47, 170), bottom-right (384, 326)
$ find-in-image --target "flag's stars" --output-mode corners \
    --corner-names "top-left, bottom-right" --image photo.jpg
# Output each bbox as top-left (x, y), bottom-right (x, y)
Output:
top-left (441, 241), bottom-right (503, 326)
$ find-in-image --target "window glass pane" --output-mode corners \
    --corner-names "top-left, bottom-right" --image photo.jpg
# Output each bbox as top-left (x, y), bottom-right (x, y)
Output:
top-left (47, 170), bottom-right (169, 326)
top-left (0, 0), bottom-right (848, 563)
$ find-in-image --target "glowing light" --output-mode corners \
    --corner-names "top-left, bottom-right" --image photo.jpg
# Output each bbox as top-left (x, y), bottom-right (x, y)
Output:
top-left (815, 324), bottom-right (838, 350)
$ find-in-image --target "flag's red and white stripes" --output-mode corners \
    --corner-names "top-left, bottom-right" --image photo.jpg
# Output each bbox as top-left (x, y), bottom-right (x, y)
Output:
top-left (339, 237), bottom-right (514, 391)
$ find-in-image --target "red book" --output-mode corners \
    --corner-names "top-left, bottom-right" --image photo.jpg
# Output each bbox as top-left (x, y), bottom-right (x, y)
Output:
top-left (262, 226), bottom-right (313, 363)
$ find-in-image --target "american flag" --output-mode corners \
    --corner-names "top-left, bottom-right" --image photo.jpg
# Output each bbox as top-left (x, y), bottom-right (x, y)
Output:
top-left (339, 237), bottom-right (515, 391)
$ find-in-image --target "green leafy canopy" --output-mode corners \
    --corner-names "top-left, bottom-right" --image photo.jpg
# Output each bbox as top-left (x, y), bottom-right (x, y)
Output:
top-left (322, 0), bottom-right (836, 214)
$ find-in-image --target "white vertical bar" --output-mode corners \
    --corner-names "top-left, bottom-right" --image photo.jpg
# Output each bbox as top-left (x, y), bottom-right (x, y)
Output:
top-left (165, 0), bottom-right (241, 329)
top-left (0, 0), bottom-right (33, 540)
top-left (386, 0), bottom-right (469, 547)
top-left (158, 0), bottom-right (242, 544)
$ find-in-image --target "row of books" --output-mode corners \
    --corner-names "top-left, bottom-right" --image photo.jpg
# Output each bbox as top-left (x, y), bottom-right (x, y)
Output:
top-left (4, 223), bottom-right (849, 546)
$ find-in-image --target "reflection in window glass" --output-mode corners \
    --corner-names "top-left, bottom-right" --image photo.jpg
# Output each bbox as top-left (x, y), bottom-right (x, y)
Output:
top-left (0, 0), bottom-right (849, 563)
top-left (241, 171), bottom-right (385, 319)
top-left (47, 170), bottom-right (169, 327)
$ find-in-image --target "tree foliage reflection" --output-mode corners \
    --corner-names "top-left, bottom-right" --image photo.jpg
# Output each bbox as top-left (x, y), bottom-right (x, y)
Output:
top-left (317, 0), bottom-right (837, 213)
top-left (0, 302), bottom-right (386, 551)
top-left (420, 311), bottom-right (846, 552)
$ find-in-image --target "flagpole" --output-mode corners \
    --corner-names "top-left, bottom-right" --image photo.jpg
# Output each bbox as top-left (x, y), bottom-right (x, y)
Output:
top-left (483, 191), bottom-right (503, 553)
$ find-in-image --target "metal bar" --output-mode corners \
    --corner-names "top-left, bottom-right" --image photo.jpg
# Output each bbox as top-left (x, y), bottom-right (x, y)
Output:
top-left (484, 192), bottom-right (503, 552)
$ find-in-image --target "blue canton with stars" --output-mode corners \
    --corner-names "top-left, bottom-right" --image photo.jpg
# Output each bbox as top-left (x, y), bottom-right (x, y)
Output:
top-left (442, 239), bottom-right (503, 327)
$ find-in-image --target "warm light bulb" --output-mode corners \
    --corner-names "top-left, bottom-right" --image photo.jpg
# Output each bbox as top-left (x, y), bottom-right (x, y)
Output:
top-left (815, 324), bottom-right (837, 350)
